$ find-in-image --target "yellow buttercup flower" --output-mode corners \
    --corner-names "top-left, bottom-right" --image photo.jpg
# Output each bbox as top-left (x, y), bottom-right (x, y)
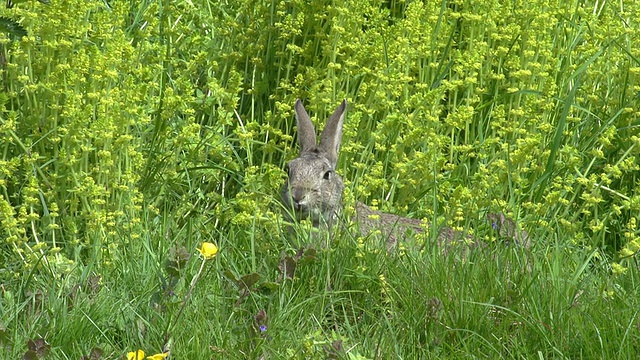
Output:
top-left (127, 350), bottom-right (145, 360)
top-left (147, 352), bottom-right (169, 360)
top-left (197, 242), bottom-right (218, 259)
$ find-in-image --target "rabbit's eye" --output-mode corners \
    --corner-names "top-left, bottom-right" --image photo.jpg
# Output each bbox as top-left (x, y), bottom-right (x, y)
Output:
top-left (323, 170), bottom-right (332, 180)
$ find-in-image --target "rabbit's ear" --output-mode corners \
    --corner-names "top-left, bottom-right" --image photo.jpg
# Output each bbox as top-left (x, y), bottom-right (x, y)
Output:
top-left (320, 99), bottom-right (347, 167)
top-left (294, 99), bottom-right (317, 153)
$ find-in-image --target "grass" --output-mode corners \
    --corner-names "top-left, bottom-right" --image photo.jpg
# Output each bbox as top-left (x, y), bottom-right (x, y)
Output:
top-left (1, 0), bottom-right (640, 358)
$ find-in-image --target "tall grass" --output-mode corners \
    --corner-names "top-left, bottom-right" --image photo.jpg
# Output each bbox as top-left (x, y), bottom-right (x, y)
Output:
top-left (0, 0), bottom-right (639, 358)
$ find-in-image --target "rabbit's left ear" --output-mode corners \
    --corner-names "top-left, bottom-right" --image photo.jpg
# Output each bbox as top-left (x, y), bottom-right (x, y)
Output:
top-left (295, 99), bottom-right (318, 153)
top-left (320, 99), bottom-right (347, 167)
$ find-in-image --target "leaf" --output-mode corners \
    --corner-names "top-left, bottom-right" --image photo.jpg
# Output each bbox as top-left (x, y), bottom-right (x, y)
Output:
top-left (223, 270), bottom-right (239, 284)
top-left (293, 247), bottom-right (305, 260)
top-left (80, 347), bottom-right (104, 360)
top-left (24, 337), bottom-right (51, 359)
top-left (258, 281), bottom-right (279, 294)
top-left (278, 255), bottom-right (297, 280)
top-left (299, 248), bottom-right (318, 265)
top-left (278, 246), bottom-right (318, 282)
top-left (27, 338), bottom-right (50, 357)
top-left (86, 274), bottom-right (102, 294)
top-left (255, 309), bottom-right (267, 323)
top-left (164, 246), bottom-right (190, 277)
top-left (22, 350), bottom-right (38, 360)
top-left (226, 271), bottom-right (261, 292)
top-left (239, 273), bottom-right (260, 289)
top-left (0, 17), bottom-right (27, 39)
top-left (89, 347), bottom-right (104, 360)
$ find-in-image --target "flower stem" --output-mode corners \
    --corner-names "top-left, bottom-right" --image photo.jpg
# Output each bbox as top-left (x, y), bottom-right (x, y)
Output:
top-left (167, 258), bottom-right (207, 334)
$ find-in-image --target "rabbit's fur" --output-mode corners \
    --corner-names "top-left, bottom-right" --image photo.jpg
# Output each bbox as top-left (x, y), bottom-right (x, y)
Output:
top-left (282, 99), bottom-right (526, 253)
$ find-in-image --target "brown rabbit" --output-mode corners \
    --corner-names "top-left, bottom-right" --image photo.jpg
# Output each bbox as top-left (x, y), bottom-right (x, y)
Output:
top-left (282, 99), bottom-right (526, 253)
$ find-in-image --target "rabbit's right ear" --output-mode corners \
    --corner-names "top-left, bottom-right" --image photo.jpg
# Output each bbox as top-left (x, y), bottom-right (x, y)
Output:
top-left (319, 100), bottom-right (347, 167)
top-left (294, 99), bottom-right (317, 153)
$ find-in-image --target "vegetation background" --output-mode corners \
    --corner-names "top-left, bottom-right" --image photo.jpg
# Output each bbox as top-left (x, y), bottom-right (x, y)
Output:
top-left (1, 0), bottom-right (639, 358)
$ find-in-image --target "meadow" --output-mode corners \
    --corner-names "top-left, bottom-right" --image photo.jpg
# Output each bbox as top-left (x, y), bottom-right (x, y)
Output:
top-left (1, 0), bottom-right (639, 358)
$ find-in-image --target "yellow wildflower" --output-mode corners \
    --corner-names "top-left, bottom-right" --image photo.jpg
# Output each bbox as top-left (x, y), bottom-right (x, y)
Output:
top-left (197, 242), bottom-right (218, 259)
top-left (127, 350), bottom-right (145, 360)
top-left (147, 352), bottom-right (169, 360)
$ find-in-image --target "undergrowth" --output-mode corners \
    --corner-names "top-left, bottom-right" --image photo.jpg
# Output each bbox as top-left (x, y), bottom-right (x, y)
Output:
top-left (0, 0), bottom-right (639, 358)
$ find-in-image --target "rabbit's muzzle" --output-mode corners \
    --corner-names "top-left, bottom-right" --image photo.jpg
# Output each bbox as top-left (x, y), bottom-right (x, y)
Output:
top-left (290, 188), bottom-right (308, 211)
top-left (282, 182), bottom-right (327, 227)
top-left (283, 185), bottom-right (314, 214)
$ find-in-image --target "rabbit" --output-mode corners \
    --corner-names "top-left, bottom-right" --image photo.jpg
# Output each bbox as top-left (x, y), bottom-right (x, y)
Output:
top-left (281, 99), bottom-right (526, 254)
top-left (281, 99), bottom-right (347, 229)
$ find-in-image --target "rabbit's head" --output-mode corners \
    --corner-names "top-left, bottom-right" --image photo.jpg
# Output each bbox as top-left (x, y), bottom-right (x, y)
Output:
top-left (281, 99), bottom-right (347, 227)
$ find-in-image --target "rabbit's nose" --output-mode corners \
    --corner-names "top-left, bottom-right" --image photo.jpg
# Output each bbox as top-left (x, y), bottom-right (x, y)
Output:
top-left (291, 188), bottom-right (306, 207)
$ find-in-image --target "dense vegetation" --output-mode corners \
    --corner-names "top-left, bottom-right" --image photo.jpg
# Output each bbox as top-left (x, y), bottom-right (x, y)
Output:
top-left (1, 0), bottom-right (639, 358)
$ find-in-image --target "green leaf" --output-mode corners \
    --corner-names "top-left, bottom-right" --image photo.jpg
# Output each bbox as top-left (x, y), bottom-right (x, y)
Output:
top-left (239, 273), bottom-right (260, 289)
